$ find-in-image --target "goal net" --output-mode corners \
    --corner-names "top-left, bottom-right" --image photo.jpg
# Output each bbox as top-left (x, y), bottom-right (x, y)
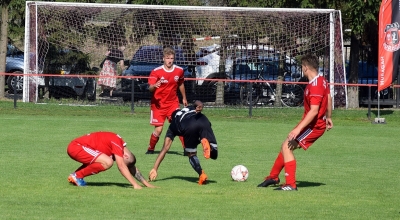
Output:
top-left (24, 1), bottom-right (346, 107)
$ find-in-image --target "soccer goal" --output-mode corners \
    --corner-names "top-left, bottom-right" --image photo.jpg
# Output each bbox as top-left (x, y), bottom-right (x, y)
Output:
top-left (24, 1), bottom-right (346, 107)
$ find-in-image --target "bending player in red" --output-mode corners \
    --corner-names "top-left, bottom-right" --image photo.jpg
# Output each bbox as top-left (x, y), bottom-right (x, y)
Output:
top-left (67, 131), bottom-right (156, 189)
top-left (145, 46), bottom-right (187, 154)
top-left (258, 54), bottom-right (333, 190)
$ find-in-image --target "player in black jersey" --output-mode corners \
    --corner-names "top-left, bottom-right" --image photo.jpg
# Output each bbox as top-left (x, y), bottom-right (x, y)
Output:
top-left (148, 100), bottom-right (218, 185)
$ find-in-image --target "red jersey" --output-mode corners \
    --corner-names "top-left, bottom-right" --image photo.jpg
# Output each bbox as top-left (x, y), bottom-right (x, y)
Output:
top-left (71, 132), bottom-right (126, 158)
top-left (303, 75), bottom-right (330, 129)
top-left (148, 65), bottom-right (184, 107)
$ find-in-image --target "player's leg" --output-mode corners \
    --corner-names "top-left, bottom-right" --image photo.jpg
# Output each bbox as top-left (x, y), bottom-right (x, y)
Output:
top-left (275, 127), bottom-right (325, 191)
top-left (74, 153), bottom-right (112, 178)
top-left (147, 106), bottom-right (166, 154)
top-left (67, 143), bottom-right (110, 186)
top-left (186, 150), bottom-right (208, 185)
top-left (257, 151), bottom-right (284, 187)
top-left (273, 138), bottom-right (298, 190)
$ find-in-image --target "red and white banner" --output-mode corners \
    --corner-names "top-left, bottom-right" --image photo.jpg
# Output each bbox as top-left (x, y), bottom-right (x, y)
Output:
top-left (378, 0), bottom-right (400, 91)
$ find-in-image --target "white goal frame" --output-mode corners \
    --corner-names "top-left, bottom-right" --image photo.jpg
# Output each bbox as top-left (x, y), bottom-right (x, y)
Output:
top-left (24, 1), bottom-right (346, 107)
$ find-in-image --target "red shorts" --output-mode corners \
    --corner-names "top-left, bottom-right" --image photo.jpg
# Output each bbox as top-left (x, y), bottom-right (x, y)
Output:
top-left (150, 102), bottom-right (179, 126)
top-left (295, 126), bottom-right (326, 150)
top-left (67, 141), bottom-right (102, 165)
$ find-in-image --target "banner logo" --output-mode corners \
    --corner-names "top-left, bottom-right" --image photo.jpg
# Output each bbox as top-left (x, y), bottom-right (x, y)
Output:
top-left (383, 22), bottom-right (400, 52)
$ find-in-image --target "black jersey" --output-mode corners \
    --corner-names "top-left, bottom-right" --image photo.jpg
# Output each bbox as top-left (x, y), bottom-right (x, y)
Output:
top-left (167, 107), bottom-right (217, 149)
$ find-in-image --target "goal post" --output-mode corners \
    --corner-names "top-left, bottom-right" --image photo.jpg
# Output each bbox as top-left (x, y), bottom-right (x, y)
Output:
top-left (24, 1), bottom-right (346, 107)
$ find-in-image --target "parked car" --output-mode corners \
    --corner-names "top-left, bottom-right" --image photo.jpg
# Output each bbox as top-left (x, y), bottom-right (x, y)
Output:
top-left (117, 45), bottom-right (196, 102)
top-left (5, 43), bottom-right (97, 100)
top-left (38, 48), bottom-right (97, 101)
top-left (224, 58), bottom-right (304, 105)
top-left (5, 43), bottom-right (24, 93)
top-left (195, 44), bottom-right (299, 86)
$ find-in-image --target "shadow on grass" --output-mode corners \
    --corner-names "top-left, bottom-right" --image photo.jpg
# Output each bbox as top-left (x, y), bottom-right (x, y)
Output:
top-left (296, 180), bottom-right (325, 188)
top-left (143, 150), bottom-right (185, 156)
top-left (156, 176), bottom-right (217, 184)
top-left (166, 150), bottom-right (186, 156)
top-left (85, 182), bottom-right (132, 187)
top-left (370, 110), bottom-right (394, 117)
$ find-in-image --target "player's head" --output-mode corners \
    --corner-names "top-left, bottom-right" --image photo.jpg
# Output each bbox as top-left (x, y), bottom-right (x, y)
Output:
top-left (123, 149), bottom-right (136, 166)
top-left (163, 47), bottom-right (175, 68)
top-left (192, 100), bottom-right (204, 113)
top-left (163, 47), bottom-right (175, 57)
top-left (301, 54), bottom-right (319, 74)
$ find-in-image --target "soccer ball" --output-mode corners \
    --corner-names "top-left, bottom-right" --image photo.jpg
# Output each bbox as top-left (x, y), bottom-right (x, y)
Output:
top-left (231, 165), bottom-right (249, 181)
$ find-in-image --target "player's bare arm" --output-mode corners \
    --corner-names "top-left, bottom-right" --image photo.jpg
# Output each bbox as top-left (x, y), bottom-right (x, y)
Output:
top-left (134, 167), bottom-right (156, 188)
top-left (115, 155), bottom-right (142, 189)
top-left (326, 93), bottom-right (333, 130)
top-left (149, 137), bottom-right (173, 181)
top-left (149, 80), bottom-right (161, 92)
top-left (179, 83), bottom-right (188, 106)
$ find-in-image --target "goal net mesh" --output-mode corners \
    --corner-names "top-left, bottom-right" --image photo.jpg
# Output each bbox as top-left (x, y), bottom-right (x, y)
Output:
top-left (25, 2), bottom-right (346, 107)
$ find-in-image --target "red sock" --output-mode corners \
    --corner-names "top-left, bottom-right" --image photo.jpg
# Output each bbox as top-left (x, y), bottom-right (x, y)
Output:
top-left (75, 162), bottom-right (106, 178)
top-left (148, 132), bottom-right (159, 151)
top-left (284, 160), bottom-right (297, 187)
top-left (178, 136), bottom-right (185, 148)
top-left (268, 152), bottom-right (284, 179)
top-left (75, 164), bottom-right (87, 172)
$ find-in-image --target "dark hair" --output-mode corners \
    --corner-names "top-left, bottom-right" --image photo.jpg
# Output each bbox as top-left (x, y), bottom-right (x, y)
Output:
top-left (192, 100), bottom-right (203, 108)
top-left (301, 54), bottom-right (319, 71)
top-left (132, 154), bottom-right (136, 166)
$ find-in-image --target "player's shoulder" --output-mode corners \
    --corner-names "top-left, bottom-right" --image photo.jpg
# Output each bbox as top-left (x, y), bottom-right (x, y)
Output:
top-left (309, 75), bottom-right (325, 86)
top-left (174, 65), bottom-right (183, 70)
top-left (152, 65), bottom-right (164, 72)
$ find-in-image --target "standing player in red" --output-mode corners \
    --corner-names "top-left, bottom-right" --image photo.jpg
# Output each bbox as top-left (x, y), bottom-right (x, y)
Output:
top-left (257, 54), bottom-right (333, 191)
top-left (67, 131), bottom-right (156, 189)
top-left (145, 47), bottom-right (188, 154)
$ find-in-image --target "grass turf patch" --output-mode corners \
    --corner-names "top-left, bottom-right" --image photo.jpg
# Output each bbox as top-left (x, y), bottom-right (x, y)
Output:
top-left (0, 101), bottom-right (399, 219)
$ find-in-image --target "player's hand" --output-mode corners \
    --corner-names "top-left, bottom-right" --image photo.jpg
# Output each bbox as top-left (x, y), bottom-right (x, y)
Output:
top-left (182, 98), bottom-right (188, 107)
top-left (145, 182), bottom-right (157, 188)
top-left (133, 184), bottom-right (143, 189)
top-left (287, 128), bottom-right (300, 142)
top-left (153, 80), bottom-right (161, 88)
top-left (149, 169), bottom-right (158, 181)
top-left (326, 118), bottom-right (333, 131)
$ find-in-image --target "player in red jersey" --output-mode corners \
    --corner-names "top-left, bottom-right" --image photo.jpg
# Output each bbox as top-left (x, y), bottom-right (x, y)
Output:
top-left (145, 47), bottom-right (188, 154)
top-left (67, 131), bottom-right (156, 189)
top-left (257, 54), bottom-right (333, 191)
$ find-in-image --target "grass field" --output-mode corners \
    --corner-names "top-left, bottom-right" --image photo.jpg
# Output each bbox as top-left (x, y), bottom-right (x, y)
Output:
top-left (0, 101), bottom-right (399, 219)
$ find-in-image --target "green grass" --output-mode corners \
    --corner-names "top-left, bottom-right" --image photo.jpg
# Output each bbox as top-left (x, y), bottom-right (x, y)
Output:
top-left (0, 101), bottom-right (399, 219)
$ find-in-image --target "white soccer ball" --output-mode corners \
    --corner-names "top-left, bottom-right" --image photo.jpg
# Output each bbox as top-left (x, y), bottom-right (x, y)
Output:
top-left (231, 165), bottom-right (249, 181)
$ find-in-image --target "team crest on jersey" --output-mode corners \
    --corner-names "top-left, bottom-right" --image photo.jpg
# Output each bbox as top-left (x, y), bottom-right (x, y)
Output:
top-left (305, 88), bottom-right (309, 96)
top-left (383, 22), bottom-right (400, 52)
top-left (174, 76), bottom-right (179, 82)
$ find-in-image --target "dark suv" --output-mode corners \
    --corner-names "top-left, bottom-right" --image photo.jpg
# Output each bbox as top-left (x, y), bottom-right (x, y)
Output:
top-left (117, 45), bottom-right (195, 102)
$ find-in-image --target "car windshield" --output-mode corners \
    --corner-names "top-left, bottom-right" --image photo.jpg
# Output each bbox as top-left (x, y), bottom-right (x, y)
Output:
top-left (131, 46), bottom-right (187, 65)
top-left (7, 44), bottom-right (23, 56)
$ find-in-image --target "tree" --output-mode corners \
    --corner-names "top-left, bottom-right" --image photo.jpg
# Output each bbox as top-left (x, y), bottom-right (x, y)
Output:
top-left (0, 0), bottom-right (12, 98)
top-left (345, 0), bottom-right (381, 108)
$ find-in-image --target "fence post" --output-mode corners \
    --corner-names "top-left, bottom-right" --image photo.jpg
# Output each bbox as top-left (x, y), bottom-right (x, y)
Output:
top-left (13, 78), bottom-right (17, 109)
top-left (248, 82), bottom-right (253, 117)
top-left (131, 79), bottom-right (134, 113)
top-left (367, 86), bottom-right (371, 120)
